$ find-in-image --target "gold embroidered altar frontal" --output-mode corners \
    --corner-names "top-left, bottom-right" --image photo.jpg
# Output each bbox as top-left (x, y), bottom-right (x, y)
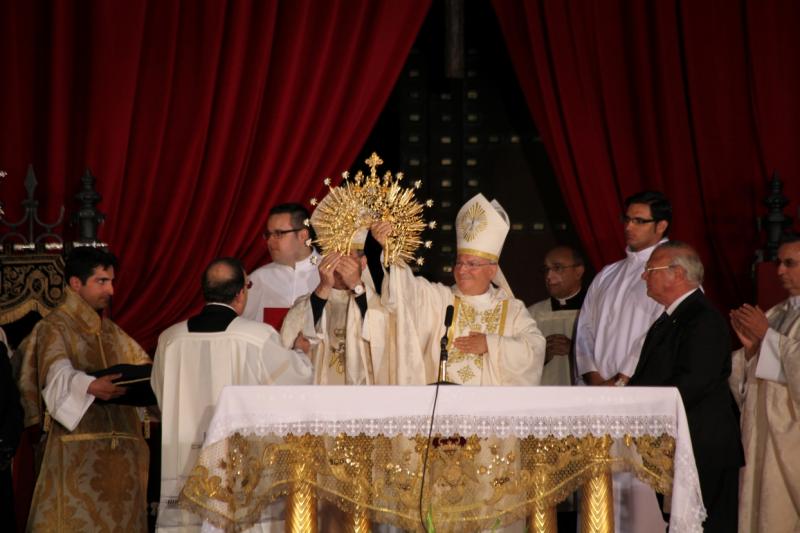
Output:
top-left (179, 386), bottom-right (706, 532)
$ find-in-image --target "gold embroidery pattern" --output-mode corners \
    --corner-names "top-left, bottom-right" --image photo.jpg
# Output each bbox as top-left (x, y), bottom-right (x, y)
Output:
top-left (457, 366), bottom-right (476, 383)
top-left (180, 431), bottom-right (677, 532)
top-left (329, 343), bottom-right (346, 375)
top-left (456, 202), bottom-right (487, 242)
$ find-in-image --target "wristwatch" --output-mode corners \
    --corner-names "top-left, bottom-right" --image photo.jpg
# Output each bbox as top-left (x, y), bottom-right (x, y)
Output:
top-left (352, 283), bottom-right (365, 296)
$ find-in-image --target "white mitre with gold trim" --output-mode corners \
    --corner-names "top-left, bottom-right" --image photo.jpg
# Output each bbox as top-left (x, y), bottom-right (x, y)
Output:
top-left (455, 193), bottom-right (514, 296)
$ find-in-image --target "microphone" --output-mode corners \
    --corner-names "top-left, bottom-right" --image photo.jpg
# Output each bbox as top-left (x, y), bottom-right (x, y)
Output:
top-left (436, 305), bottom-right (456, 384)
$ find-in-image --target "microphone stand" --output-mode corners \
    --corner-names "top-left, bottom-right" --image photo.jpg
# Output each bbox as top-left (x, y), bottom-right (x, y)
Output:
top-left (435, 329), bottom-right (458, 385)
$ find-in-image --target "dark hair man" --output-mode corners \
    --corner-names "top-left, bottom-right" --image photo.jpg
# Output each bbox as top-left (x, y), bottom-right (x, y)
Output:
top-left (573, 190), bottom-right (672, 529)
top-left (527, 245), bottom-right (587, 385)
top-left (243, 203), bottom-right (320, 330)
top-left (18, 246), bottom-right (152, 531)
top-left (729, 233), bottom-right (800, 532)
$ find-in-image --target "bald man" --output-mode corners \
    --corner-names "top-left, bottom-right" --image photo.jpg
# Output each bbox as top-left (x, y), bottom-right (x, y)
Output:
top-left (151, 257), bottom-right (313, 531)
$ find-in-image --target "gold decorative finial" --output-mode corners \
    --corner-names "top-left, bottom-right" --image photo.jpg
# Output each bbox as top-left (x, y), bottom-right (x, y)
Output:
top-left (365, 152), bottom-right (383, 177)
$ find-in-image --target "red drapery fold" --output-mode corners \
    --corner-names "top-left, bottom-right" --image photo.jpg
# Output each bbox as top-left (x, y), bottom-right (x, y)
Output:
top-left (493, 0), bottom-right (800, 310)
top-left (0, 0), bottom-right (431, 349)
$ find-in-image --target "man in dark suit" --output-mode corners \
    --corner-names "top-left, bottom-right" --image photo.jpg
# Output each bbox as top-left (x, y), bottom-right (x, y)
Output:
top-left (630, 241), bottom-right (744, 532)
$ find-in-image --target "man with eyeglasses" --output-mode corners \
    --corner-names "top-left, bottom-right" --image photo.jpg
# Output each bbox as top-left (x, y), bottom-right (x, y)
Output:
top-left (243, 203), bottom-right (321, 329)
top-left (151, 257), bottom-right (313, 531)
top-left (729, 234), bottom-right (800, 532)
top-left (630, 241), bottom-right (743, 533)
top-left (369, 193), bottom-right (545, 387)
top-left (527, 245), bottom-right (587, 386)
top-left (573, 190), bottom-right (672, 531)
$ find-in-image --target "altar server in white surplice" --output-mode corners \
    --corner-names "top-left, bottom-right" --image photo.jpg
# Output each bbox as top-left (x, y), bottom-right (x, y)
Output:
top-left (243, 203), bottom-right (321, 330)
top-left (730, 236), bottom-right (800, 533)
top-left (370, 193), bottom-right (545, 386)
top-left (151, 257), bottom-right (313, 532)
top-left (280, 225), bottom-right (390, 385)
top-left (574, 190), bottom-right (672, 532)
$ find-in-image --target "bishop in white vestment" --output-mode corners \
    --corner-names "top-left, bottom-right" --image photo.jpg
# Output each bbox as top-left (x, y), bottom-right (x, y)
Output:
top-left (371, 193), bottom-right (545, 386)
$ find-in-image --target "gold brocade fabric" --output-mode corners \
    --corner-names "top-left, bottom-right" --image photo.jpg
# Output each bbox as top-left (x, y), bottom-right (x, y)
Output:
top-left (181, 431), bottom-right (676, 532)
top-left (17, 288), bottom-right (152, 532)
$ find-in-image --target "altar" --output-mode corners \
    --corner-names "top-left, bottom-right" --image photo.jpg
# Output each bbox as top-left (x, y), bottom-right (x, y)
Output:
top-left (179, 386), bottom-right (705, 532)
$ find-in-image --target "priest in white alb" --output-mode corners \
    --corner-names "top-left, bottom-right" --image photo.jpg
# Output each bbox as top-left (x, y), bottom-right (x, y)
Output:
top-left (151, 257), bottom-right (313, 532)
top-left (729, 235), bottom-right (800, 533)
top-left (369, 193), bottom-right (545, 386)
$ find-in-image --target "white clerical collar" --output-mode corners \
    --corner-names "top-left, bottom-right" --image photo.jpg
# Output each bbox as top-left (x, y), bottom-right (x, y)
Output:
top-left (666, 288), bottom-right (697, 315)
top-left (556, 287), bottom-right (582, 306)
top-left (789, 295), bottom-right (800, 309)
top-left (626, 238), bottom-right (668, 262)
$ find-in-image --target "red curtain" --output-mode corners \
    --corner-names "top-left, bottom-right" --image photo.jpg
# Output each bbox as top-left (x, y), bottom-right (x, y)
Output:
top-left (0, 0), bottom-right (430, 349)
top-left (492, 0), bottom-right (800, 310)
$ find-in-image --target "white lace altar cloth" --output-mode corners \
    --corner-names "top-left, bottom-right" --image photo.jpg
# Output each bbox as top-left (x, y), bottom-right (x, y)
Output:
top-left (194, 385), bottom-right (706, 532)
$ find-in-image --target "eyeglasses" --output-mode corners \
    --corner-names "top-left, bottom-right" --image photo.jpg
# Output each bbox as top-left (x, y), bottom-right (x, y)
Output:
top-left (643, 264), bottom-right (675, 275)
top-left (775, 258), bottom-right (800, 269)
top-left (541, 264), bottom-right (579, 274)
top-left (263, 228), bottom-right (304, 240)
top-left (454, 260), bottom-right (497, 270)
top-left (621, 215), bottom-right (656, 226)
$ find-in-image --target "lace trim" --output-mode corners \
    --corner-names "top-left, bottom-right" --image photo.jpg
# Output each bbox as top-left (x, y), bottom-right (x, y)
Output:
top-left (207, 413), bottom-right (677, 444)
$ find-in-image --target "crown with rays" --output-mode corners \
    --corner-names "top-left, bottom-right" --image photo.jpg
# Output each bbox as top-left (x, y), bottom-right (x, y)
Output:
top-left (308, 152), bottom-right (436, 266)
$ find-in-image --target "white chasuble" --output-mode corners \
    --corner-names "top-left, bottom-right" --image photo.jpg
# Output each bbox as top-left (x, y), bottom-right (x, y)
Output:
top-left (730, 298), bottom-right (800, 533)
top-left (381, 262), bottom-right (545, 386)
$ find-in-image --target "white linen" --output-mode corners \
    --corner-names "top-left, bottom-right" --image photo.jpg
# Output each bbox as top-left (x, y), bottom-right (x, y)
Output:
top-left (151, 317), bottom-right (313, 531)
top-left (42, 358), bottom-right (96, 431)
top-left (575, 240), bottom-right (666, 380)
top-left (199, 385), bottom-right (705, 533)
top-left (527, 298), bottom-right (576, 385)
top-left (755, 328), bottom-right (788, 383)
top-left (243, 250), bottom-right (321, 321)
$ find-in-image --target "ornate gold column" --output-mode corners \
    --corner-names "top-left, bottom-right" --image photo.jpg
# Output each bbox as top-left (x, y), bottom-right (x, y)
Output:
top-left (285, 435), bottom-right (319, 533)
top-left (338, 434), bottom-right (373, 533)
top-left (579, 435), bottom-right (614, 533)
top-left (523, 436), bottom-right (558, 533)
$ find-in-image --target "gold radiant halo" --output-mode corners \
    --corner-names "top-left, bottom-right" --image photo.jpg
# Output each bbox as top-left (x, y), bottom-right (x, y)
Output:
top-left (308, 152), bottom-right (434, 266)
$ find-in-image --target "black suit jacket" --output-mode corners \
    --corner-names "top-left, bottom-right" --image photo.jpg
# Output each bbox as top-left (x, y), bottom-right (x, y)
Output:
top-left (630, 289), bottom-right (744, 471)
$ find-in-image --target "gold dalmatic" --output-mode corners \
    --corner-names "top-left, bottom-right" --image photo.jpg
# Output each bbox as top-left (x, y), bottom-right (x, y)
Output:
top-left (17, 288), bottom-right (151, 532)
top-left (446, 296), bottom-right (509, 385)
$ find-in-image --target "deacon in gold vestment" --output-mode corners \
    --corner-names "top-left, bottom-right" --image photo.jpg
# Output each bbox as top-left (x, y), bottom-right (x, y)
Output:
top-left (370, 193), bottom-right (545, 386)
top-left (730, 237), bottom-right (800, 533)
top-left (18, 248), bottom-right (151, 532)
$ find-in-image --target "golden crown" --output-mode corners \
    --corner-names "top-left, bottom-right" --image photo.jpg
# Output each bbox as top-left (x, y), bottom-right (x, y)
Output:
top-left (308, 152), bottom-right (435, 266)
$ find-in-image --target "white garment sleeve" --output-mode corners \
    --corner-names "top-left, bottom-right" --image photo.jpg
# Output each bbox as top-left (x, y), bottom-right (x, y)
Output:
top-left (755, 328), bottom-right (787, 383)
top-left (574, 279), bottom-right (599, 378)
top-left (260, 329), bottom-right (314, 385)
top-left (483, 303), bottom-right (546, 385)
top-left (43, 359), bottom-right (96, 431)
